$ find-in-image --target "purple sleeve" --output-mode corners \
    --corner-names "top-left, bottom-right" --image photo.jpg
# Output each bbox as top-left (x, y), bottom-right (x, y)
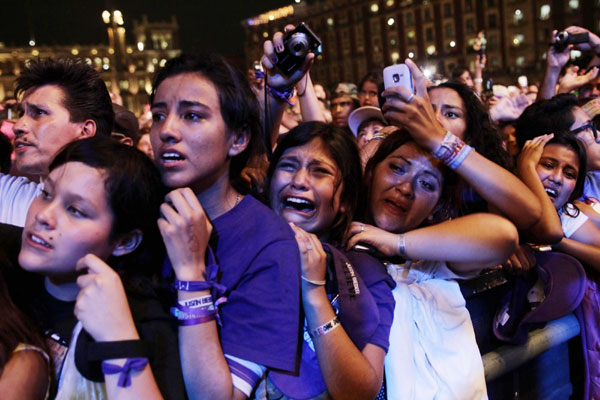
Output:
top-left (219, 238), bottom-right (301, 372)
top-left (366, 273), bottom-right (395, 352)
top-left (347, 251), bottom-right (396, 353)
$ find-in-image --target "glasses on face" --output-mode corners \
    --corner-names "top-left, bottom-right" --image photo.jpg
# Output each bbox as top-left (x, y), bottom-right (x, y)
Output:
top-left (570, 121), bottom-right (600, 143)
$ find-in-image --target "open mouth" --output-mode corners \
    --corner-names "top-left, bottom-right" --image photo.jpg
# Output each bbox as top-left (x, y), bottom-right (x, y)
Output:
top-left (28, 233), bottom-right (52, 249)
top-left (544, 187), bottom-right (558, 199)
top-left (283, 196), bottom-right (315, 214)
top-left (14, 141), bottom-right (33, 150)
top-left (384, 199), bottom-right (407, 215)
top-left (161, 151), bottom-right (185, 163)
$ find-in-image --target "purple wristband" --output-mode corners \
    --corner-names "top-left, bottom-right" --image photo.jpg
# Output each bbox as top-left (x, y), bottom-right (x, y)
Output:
top-left (178, 312), bottom-right (217, 326)
top-left (266, 85), bottom-right (295, 106)
top-left (101, 357), bottom-right (149, 388)
top-left (173, 279), bottom-right (212, 292)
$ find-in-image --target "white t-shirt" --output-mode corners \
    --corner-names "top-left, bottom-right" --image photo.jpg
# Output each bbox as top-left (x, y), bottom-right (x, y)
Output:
top-left (0, 173), bottom-right (42, 227)
top-left (385, 260), bottom-right (488, 400)
top-left (559, 203), bottom-right (588, 238)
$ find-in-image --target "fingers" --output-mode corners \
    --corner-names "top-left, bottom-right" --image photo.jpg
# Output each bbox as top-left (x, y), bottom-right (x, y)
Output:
top-left (382, 85), bottom-right (415, 103)
top-left (263, 40), bottom-right (277, 69)
top-left (75, 253), bottom-right (108, 274)
top-left (162, 188), bottom-right (206, 224)
top-left (585, 66), bottom-right (599, 81)
top-left (405, 58), bottom-right (427, 98)
top-left (273, 31), bottom-right (285, 53)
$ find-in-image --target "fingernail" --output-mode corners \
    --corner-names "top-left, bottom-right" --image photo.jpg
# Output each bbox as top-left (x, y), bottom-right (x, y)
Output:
top-left (277, 45), bottom-right (284, 52)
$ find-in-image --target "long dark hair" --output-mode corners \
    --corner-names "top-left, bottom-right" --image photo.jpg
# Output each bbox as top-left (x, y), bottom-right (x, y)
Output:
top-left (362, 130), bottom-right (457, 228)
top-left (268, 122), bottom-right (362, 244)
top-left (429, 81), bottom-right (512, 169)
top-left (0, 269), bottom-right (49, 374)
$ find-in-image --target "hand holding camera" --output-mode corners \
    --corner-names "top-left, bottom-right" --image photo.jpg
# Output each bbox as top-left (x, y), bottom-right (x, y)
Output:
top-left (547, 26), bottom-right (600, 70)
top-left (261, 23), bottom-right (321, 90)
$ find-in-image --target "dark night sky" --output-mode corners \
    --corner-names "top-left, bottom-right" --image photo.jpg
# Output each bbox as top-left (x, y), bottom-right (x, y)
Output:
top-left (0, 0), bottom-right (292, 56)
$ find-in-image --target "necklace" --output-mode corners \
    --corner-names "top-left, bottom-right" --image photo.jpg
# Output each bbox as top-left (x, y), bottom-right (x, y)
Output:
top-left (234, 193), bottom-right (241, 207)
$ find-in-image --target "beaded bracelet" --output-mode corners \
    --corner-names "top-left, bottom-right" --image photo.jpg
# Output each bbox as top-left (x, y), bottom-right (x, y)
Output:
top-left (102, 357), bottom-right (149, 388)
top-left (309, 316), bottom-right (341, 338)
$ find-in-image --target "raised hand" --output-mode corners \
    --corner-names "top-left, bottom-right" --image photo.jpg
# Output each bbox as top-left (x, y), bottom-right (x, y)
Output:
top-left (75, 254), bottom-right (139, 342)
top-left (516, 133), bottom-right (554, 175)
top-left (345, 221), bottom-right (401, 257)
top-left (289, 222), bottom-right (327, 285)
top-left (261, 24), bottom-right (315, 90)
top-left (157, 188), bottom-right (212, 281)
top-left (381, 58), bottom-right (446, 152)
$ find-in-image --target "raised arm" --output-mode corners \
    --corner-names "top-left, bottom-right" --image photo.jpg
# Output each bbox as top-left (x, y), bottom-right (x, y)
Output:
top-left (157, 188), bottom-right (245, 400)
top-left (554, 218), bottom-right (600, 273)
top-left (473, 54), bottom-right (485, 96)
top-left (346, 213), bottom-right (518, 274)
top-left (291, 224), bottom-right (384, 399)
top-left (261, 25), bottom-right (324, 148)
top-left (539, 26), bottom-right (600, 100)
top-left (514, 134), bottom-right (564, 243)
top-left (75, 254), bottom-right (164, 400)
top-left (382, 59), bottom-right (542, 230)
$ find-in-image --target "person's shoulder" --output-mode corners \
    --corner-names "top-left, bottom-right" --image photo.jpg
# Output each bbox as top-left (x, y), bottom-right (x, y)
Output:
top-left (342, 249), bottom-right (395, 289)
top-left (0, 173), bottom-right (40, 191)
top-left (221, 195), bottom-right (294, 241)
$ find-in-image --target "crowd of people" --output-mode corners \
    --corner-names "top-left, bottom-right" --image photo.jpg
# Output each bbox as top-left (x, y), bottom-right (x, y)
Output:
top-left (0, 21), bottom-right (599, 400)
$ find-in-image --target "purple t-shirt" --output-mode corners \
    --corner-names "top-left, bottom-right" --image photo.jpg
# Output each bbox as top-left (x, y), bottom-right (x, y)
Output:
top-left (212, 195), bottom-right (301, 373)
top-left (345, 250), bottom-right (396, 352)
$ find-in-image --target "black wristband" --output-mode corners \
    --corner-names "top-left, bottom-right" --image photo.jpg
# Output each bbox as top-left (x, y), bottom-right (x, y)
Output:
top-left (85, 339), bottom-right (150, 361)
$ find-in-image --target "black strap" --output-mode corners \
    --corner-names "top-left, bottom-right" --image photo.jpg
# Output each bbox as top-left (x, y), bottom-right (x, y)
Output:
top-left (86, 339), bottom-right (149, 361)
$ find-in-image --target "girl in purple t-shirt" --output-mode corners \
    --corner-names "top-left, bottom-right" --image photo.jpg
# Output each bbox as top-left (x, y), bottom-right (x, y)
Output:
top-left (150, 53), bottom-right (302, 399)
top-left (266, 121), bottom-right (395, 399)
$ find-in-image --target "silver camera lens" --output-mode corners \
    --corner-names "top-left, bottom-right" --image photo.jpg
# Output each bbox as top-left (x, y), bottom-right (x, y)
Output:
top-left (555, 31), bottom-right (568, 43)
top-left (287, 32), bottom-right (309, 57)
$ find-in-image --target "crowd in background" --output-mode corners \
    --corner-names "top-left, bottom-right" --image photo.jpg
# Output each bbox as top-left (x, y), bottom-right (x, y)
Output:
top-left (0, 20), bottom-right (599, 400)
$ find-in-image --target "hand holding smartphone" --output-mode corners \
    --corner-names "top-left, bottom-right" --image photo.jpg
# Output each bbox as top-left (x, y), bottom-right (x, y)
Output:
top-left (383, 64), bottom-right (414, 92)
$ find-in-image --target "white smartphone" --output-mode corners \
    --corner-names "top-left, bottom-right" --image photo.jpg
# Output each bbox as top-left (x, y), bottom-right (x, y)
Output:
top-left (383, 64), bottom-right (414, 92)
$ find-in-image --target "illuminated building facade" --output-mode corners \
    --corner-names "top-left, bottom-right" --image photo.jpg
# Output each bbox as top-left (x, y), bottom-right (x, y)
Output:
top-left (0, 14), bottom-right (180, 115)
top-left (242, 0), bottom-right (600, 87)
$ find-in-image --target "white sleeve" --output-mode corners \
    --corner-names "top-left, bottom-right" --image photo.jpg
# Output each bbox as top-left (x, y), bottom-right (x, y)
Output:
top-left (225, 353), bottom-right (266, 397)
top-left (0, 173), bottom-right (42, 227)
top-left (560, 204), bottom-right (589, 238)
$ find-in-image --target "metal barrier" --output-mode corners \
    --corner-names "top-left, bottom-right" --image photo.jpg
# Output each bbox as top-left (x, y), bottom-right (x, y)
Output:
top-left (482, 314), bottom-right (580, 382)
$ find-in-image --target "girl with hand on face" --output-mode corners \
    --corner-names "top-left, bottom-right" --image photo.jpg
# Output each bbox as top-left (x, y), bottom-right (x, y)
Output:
top-left (265, 121), bottom-right (395, 400)
top-left (381, 61), bottom-right (548, 241)
top-left (515, 132), bottom-right (600, 271)
top-left (346, 131), bottom-right (518, 400)
top-left (150, 53), bottom-right (302, 400)
top-left (516, 133), bottom-right (600, 399)
top-left (0, 137), bottom-right (184, 400)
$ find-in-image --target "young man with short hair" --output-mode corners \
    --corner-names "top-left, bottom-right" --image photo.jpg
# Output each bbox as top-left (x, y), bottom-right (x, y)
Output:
top-left (0, 58), bottom-right (114, 226)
